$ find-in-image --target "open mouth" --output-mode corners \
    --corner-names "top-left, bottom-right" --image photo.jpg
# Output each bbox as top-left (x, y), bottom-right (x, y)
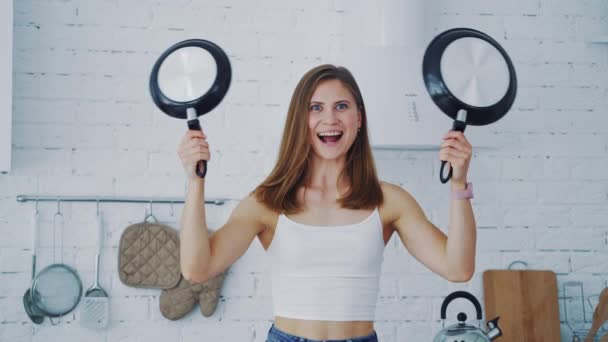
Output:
top-left (317, 131), bottom-right (343, 144)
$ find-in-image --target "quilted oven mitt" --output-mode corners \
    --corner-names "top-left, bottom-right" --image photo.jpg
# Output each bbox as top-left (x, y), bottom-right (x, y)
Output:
top-left (118, 222), bottom-right (181, 289)
top-left (159, 229), bottom-right (229, 320)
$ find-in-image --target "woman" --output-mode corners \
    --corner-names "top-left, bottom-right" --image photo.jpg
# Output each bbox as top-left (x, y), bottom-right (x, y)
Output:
top-left (177, 64), bottom-right (477, 342)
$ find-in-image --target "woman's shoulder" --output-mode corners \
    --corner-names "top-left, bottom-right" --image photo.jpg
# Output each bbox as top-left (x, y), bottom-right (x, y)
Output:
top-left (379, 180), bottom-right (418, 202)
top-left (236, 192), bottom-right (280, 229)
top-left (378, 180), bottom-right (418, 221)
top-left (379, 180), bottom-right (407, 197)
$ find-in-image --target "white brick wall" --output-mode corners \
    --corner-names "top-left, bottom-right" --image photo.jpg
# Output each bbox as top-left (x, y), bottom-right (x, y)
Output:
top-left (1, 0), bottom-right (607, 341)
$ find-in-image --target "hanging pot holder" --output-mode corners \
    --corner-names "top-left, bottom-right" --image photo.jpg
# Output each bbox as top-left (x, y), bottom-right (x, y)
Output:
top-left (118, 222), bottom-right (181, 289)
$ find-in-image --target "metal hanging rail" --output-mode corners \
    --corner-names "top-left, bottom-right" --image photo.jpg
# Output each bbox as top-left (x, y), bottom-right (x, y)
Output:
top-left (16, 195), bottom-right (228, 205)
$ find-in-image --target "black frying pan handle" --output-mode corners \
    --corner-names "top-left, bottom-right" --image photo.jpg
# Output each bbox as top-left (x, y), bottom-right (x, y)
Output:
top-left (440, 119), bottom-right (467, 184)
top-left (187, 119), bottom-right (207, 178)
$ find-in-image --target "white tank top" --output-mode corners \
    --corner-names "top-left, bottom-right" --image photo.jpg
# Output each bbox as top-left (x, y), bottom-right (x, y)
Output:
top-left (266, 207), bottom-right (385, 321)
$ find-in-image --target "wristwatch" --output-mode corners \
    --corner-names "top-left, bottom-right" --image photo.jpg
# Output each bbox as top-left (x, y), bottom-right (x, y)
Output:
top-left (452, 182), bottom-right (474, 200)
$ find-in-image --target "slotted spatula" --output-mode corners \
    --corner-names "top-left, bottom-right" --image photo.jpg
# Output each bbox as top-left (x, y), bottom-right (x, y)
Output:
top-left (80, 211), bottom-right (109, 329)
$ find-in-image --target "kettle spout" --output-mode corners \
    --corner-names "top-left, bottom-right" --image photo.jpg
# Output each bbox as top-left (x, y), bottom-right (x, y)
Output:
top-left (486, 317), bottom-right (502, 340)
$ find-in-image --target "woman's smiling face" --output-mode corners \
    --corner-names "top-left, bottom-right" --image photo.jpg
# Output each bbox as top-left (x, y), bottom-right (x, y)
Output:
top-left (308, 79), bottom-right (361, 160)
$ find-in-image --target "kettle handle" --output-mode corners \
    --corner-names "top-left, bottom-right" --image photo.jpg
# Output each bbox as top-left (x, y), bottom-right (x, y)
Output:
top-left (440, 290), bottom-right (482, 320)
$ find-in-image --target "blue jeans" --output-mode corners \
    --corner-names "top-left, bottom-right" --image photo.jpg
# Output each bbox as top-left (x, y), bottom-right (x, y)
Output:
top-left (266, 323), bottom-right (379, 342)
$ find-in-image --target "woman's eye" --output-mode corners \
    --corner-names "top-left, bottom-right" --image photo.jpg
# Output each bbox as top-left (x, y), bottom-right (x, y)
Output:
top-left (336, 103), bottom-right (348, 110)
top-left (310, 104), bottom-right (321, 111)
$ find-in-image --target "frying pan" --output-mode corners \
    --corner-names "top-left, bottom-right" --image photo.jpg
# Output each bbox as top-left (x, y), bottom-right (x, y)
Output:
top-left (149, 39), bottom-right (232, 178)
top-left (422, 28), bottom-right (517, 183)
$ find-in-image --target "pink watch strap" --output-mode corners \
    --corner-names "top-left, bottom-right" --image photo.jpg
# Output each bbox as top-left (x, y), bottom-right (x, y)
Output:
top-left (452, 182), bottom-right (473, 200)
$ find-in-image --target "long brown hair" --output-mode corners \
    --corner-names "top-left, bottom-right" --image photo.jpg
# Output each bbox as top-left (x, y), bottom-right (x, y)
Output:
top-left (252, 64), bottom-right (383, 214)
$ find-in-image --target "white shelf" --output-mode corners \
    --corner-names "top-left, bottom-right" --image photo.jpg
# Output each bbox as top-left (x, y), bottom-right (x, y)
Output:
top-left (590, 36), bottom-right (608, 43)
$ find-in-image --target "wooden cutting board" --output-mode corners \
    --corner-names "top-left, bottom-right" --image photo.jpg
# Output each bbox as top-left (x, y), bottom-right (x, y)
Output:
top-left (483, 269), bottom-right (561, 342)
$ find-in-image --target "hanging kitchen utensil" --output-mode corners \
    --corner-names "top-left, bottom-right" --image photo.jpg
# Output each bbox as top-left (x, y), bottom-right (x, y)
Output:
top-left (564, 280), bottom-right (587, 341)
top-left (433, 290), bottom-right (502, 342)
top-left (584, 287), bottom-right (608, 342)
top-left (80, 202), bottom-right (110, 329)
top-left (149, 38), bottom-right (232, 179)
top-left (22, 206), bottom-right (44, 324)
top-left (422, 27), bottom-right (517, 183)
top-left (30, 199), bottom-right (83, 325)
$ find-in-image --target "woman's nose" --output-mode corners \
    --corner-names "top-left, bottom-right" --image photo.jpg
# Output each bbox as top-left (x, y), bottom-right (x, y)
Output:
top-left (320, 109), bottom-right (339, 122)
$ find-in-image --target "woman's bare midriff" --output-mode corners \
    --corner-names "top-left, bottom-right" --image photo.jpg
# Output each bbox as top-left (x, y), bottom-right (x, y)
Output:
top-left (274, 316), bottom-right (375, 340)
